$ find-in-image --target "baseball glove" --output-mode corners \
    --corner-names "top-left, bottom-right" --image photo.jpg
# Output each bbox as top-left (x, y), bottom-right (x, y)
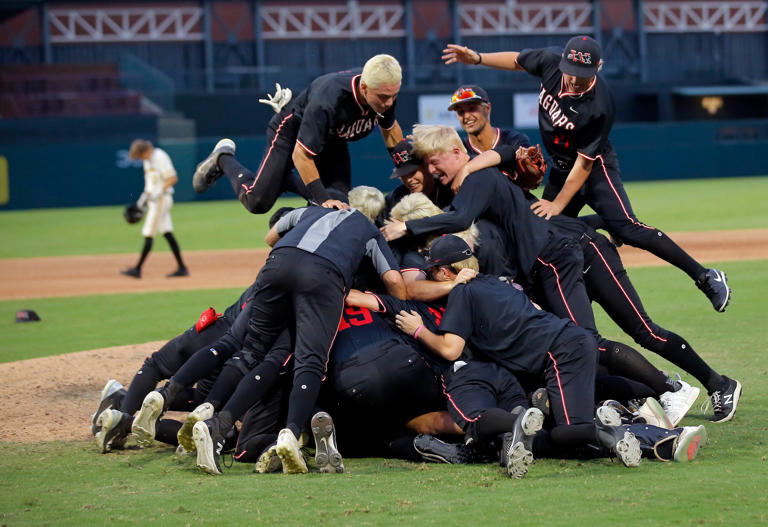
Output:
top-left (513, 144), bottom-right (548, 191)
top-left (123, 202), bottom-right (144, 224)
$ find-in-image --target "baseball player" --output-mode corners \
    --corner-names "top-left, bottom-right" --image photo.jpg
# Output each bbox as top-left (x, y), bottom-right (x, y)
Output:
top-left (445, 90), bottom-right (741, 424)
top-left (146, 204), bottom-right (406, 474)
top-left (395, 235), bottom-right (642, 467)
top-left (442, 38), bottom-right (732, 313)
top-left (121, 139), bottom-right (188, 279)
top-left (192, 54), bottom-right (403, 213)
top-left (381, 125), bottom-right (601, 352)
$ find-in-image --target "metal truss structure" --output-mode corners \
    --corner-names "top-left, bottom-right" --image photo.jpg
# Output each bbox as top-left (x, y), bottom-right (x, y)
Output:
top-left (48, 7), bottom-right (203, 43)
top-left (643, 1), bottom-right (767, 33)
top-left (458, 2), bottom-right (593, 36)
top-left (260, 3), bottom-right (405, 39)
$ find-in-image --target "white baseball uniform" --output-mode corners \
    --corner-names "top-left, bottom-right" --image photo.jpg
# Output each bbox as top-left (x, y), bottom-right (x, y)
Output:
top-left (140, 147), bottom-right (176, 238)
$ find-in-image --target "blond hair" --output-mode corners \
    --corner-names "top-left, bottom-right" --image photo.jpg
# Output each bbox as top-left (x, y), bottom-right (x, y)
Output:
top-left (389, 192), bottom-right (478, 248)
top-left (129, 139), bottom-right (153, 160)
top-left (361, 54), bottom-right (402, 89)
top-left (412, 124), bottom-right (467, 158)
top-left (348, 185), bottom-right (385, 222)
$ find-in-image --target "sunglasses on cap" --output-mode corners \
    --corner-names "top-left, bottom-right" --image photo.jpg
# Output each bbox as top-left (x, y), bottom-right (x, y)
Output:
top-left (451, 88), bottom-right (480, 105)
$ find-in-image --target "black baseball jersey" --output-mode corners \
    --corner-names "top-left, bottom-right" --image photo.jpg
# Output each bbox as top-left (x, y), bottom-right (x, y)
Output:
top-left (274, 206), bottom-right (400, 288)
top-left (439, 275), bottom-right (571, 373)
top-left (371, 292), bottom-right (457, 375)
top-left (517, 47), bottom-right (614, 166)
top-left (287, 69), bottom-right (397, 157)
top-left (330, 306), bottom-right (406, 365)
top-left (404, 168), bottom-right (550, 280)
top-left (464, 128), bottom-right (530, 180)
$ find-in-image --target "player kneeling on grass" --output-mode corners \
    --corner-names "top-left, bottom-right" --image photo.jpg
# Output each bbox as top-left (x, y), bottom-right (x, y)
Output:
top-left (396, 234), bottom-right (643, 468)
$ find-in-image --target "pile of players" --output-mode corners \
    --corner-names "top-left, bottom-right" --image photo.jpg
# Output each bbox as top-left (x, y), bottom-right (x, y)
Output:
top-left (91, 41), bottom-right (741, 479)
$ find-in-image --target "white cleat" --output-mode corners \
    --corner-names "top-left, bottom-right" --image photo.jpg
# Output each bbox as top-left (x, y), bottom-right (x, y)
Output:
top-left (311, 411), bottom-right (344, 474)
top-left (673, 425), bottom-right (708, 462)
top-left (131, 391), bottom-right (164, 447)
top-left (192, 421), bottom-right (223, 475)
top-left (276, 428), bottom-right (308, 474)
top-left (635, 397), bottom-right (673, 429)
top-left (177, 402), bottom-right (214, 453)
top-left (660, 380), bottom-right (700, 427)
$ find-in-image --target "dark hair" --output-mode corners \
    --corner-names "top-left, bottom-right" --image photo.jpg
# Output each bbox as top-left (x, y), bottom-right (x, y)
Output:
top-left (268, 207), bottom-right (295, 228)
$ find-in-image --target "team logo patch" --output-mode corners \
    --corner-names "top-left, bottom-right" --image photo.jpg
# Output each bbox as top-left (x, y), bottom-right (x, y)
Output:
top-left (567, 50), bottom-right (592, 65)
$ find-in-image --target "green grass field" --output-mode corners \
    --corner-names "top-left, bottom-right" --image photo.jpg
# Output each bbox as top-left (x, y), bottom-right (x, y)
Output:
top-left (1, 178), bottom-right (767, 526)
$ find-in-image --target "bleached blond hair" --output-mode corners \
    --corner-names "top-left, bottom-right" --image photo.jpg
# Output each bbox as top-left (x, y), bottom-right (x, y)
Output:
top-left (411, 124), bottom-right (467, 157)
top-left (389, 192), bottom-right (479, 248)
top-left (361, 54), bottom-right (402, 89)
top-left (348, 185), bottom-right (385, 222)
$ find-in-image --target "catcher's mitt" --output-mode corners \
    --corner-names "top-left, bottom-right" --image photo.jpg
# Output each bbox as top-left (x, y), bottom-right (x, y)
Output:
top-left (513, 144), bottom-right (548, 191)
top-left (123, 202), bottom-right (144, 224)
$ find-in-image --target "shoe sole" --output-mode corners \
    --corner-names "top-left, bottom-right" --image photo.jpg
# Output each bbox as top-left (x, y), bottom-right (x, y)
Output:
top-left (521, 407), bottom-right (545, 437)
top-left (614, 431), bottom-right (642, 467)
top-left (596, 405), bottom-right (621, 427)
top-left (254, 445), bottom-right (282, 474)
top-left (710, 380), bottom-right (742, 423)
top-left (177, 403), bottom-right (214, 453)
top-left (193, 139), bottom-right (234, 193)
top-left (674, 425), bottom-right (707, 462)
top-left (506, 442), bottom-right (534, 479)
top-left (91, 379), bottom-right (124, 435)
top-left (311, 412), bottom-right (344, 473)
top-left (638, 397), bottom-right (674, 429)
top-left (132, 391), bottom-right (164, 447)
top-left (95, 409), bottom-right (122, 453)
top-left (276, 431), bottom-right (308, 474)
top-left (192, 421), bottom-right (222, 475)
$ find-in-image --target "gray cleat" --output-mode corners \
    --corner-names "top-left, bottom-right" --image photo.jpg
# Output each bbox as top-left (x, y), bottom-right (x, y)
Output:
top-left (192, 138), bottom-right (235, 193)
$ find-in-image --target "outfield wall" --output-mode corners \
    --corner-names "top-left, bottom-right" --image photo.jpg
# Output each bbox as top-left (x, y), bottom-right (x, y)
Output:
top-left (0, 119), bottom-right (766, 210)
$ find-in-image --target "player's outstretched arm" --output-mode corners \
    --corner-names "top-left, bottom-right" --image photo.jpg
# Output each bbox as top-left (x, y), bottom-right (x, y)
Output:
top-left (442, 44), bottom-right (524, 71)
top-left (451, 150), bottom-right (502, 193)
top-left (530, 155), bottom-right (593, 219)
top-left (380, 120), bottom-right (403, 148)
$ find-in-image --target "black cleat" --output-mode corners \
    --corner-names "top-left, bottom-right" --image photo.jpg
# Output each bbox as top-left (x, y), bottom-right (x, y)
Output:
top-left (595, 406), bottom-right (642, 467)
top-left (413, 434), bottom-right (475, 464)
top-left (120, 267), bottom-right (141, 279)
top-left (192, 139), bottom-right (235, 193)
top-left (696, 268), bottom-right (731, 312)
top-left (530, 388), bottom-right (550, 416)
top-left (707, 376), bottom-right (742, 423)
top-left (95, 409), bottom-right (131, 453)
top-left (166, 267), bottom-right (189, 278)
top-left (192, 418), bottom-right (226, 475)
top-left (91, 379), bottom-right (126, 436)
top-left (311, 411), bottom-right (344, 473)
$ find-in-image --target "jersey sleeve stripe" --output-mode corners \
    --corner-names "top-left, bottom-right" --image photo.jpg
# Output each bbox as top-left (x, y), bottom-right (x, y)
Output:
top-left (296, 139), bottom-right (318, 157)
